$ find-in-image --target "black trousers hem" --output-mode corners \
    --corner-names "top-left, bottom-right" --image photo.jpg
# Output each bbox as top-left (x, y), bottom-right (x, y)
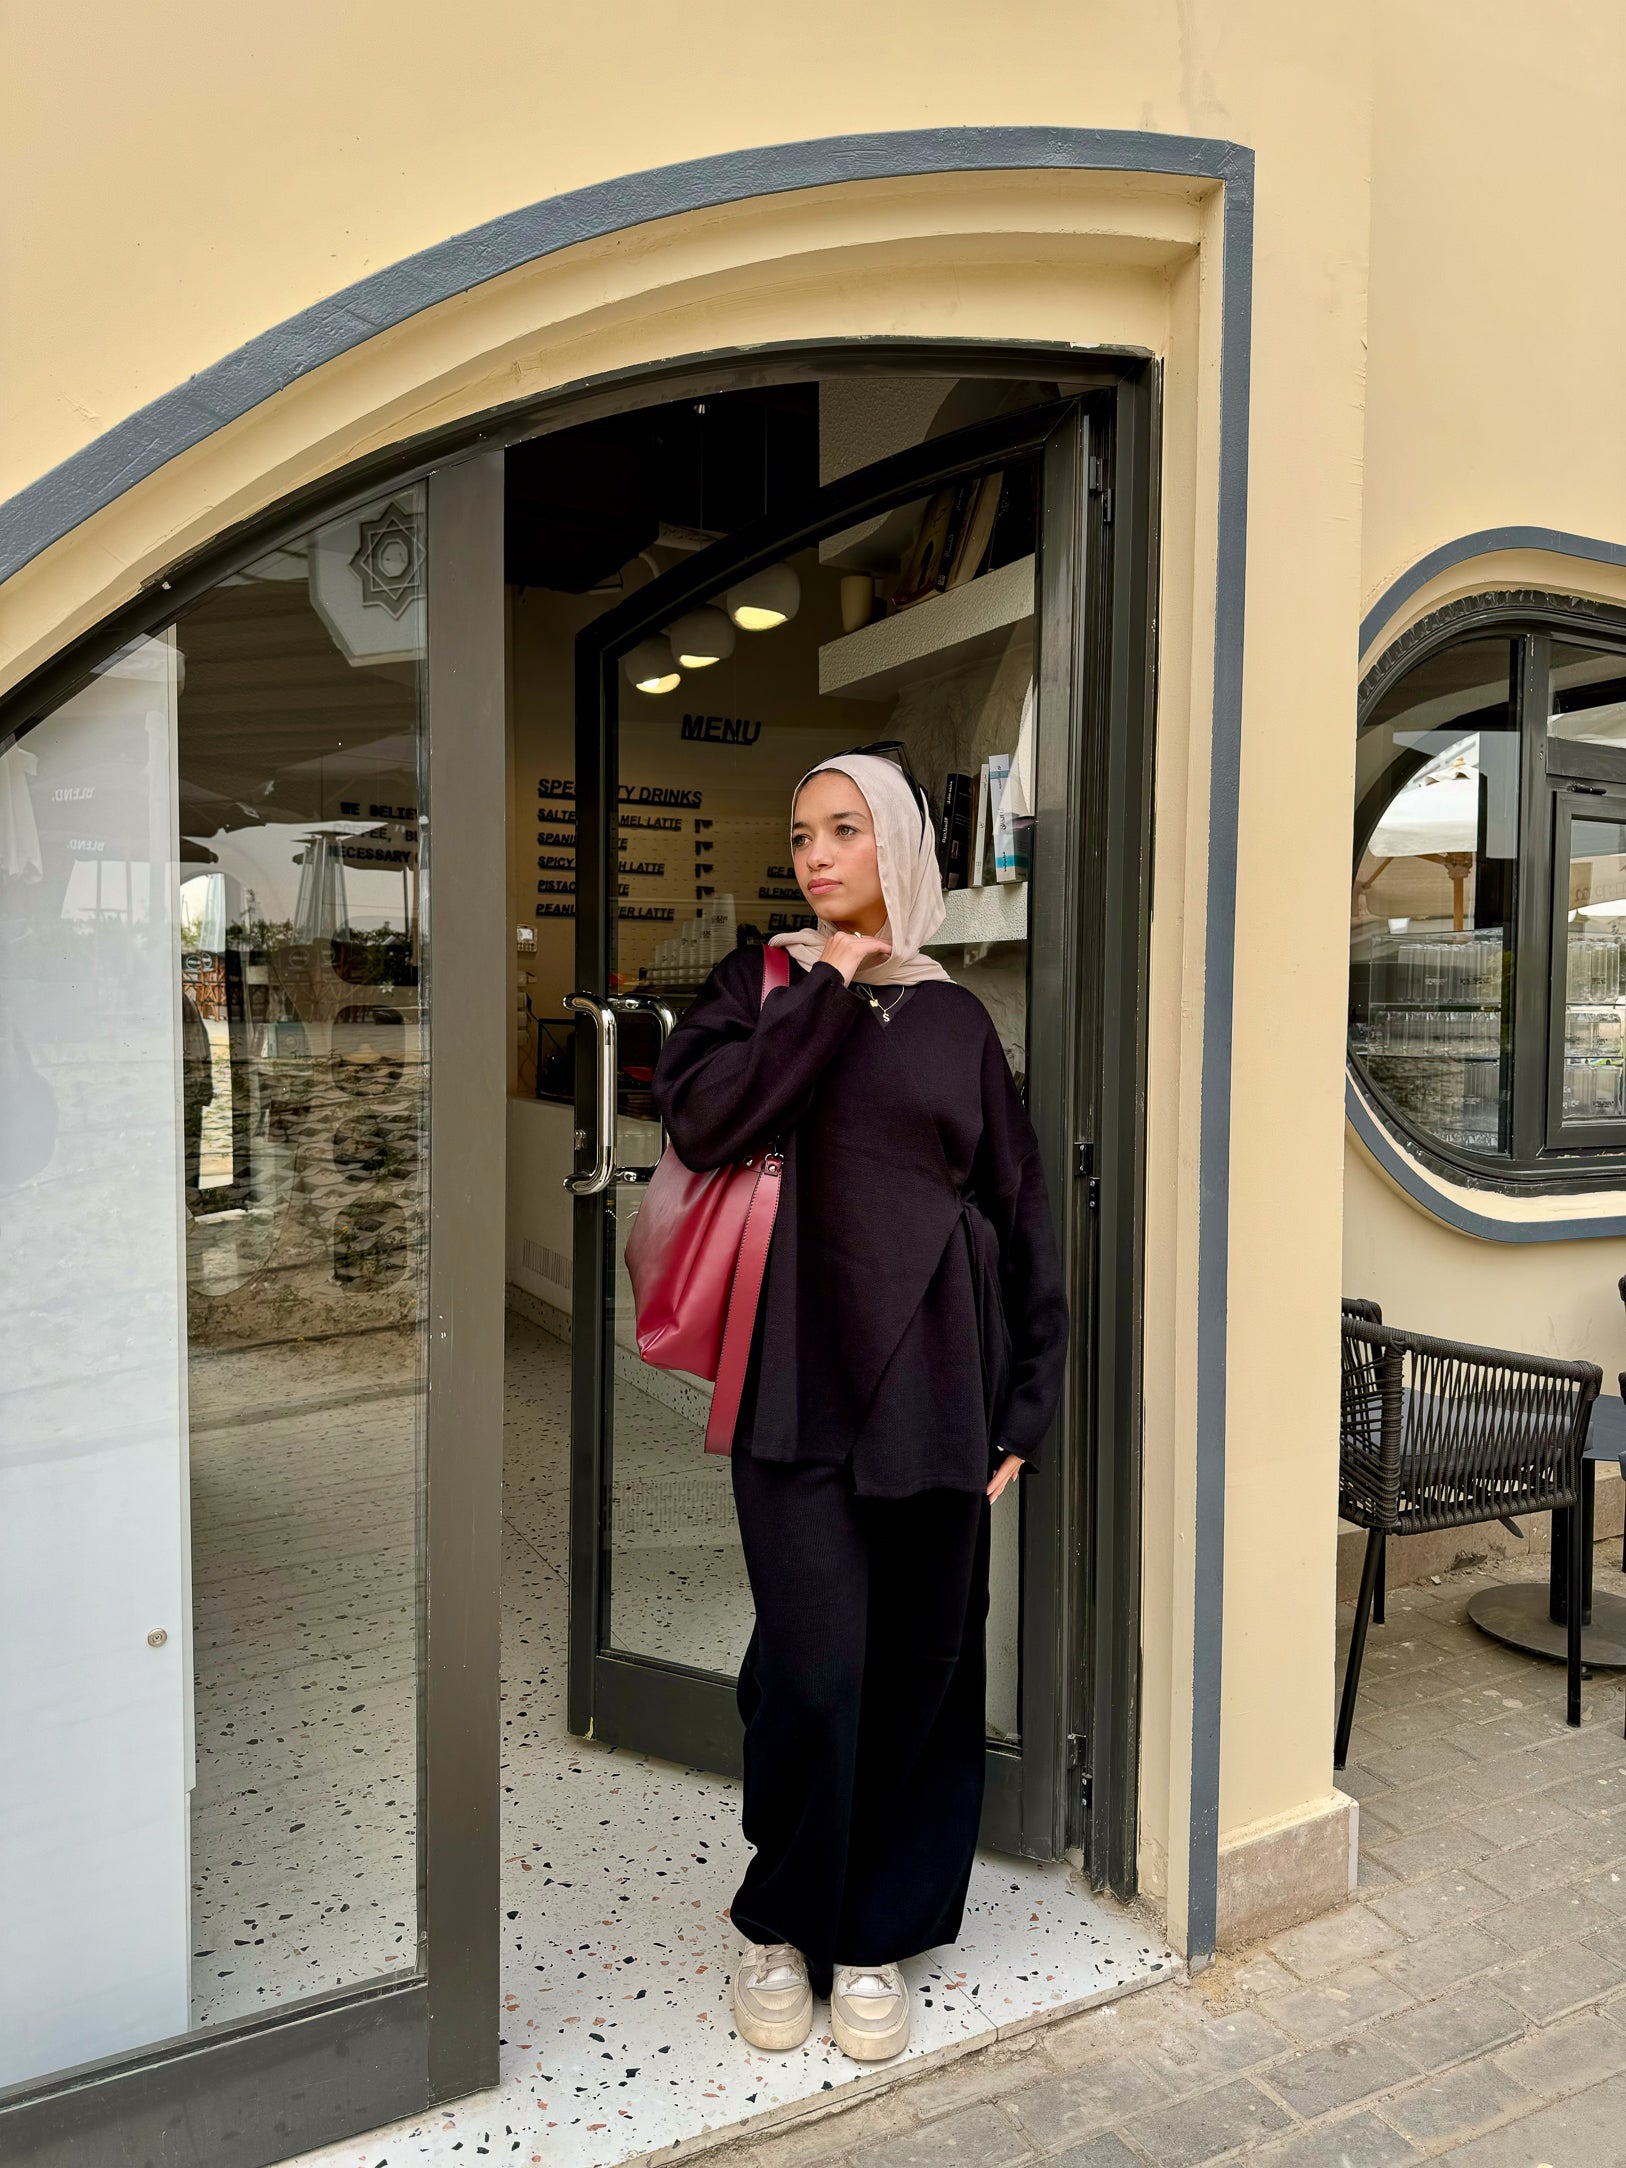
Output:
top-left (728, 1451), bottom-right (990, 1995)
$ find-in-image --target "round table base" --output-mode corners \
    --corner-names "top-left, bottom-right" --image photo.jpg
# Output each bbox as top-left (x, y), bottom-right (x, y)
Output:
top-left (1467, 1582), bottom-right (1626, 1668)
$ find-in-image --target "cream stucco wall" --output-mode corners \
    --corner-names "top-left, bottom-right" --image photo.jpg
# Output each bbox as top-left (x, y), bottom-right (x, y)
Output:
top-left (1361, 0), bottom-right (1626, 628)
top-left (1, 0), bottom-right (1390, 1954)
top-left (1344, 1), bottom-right (1626, 1369)
top-left (1345, 1144), bottom-right (1626, 1378)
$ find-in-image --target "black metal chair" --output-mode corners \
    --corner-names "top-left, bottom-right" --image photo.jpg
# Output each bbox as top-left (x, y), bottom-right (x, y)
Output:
top-left (1336, 1314), bottom-right (1600, 1769)
top-left (1341, 1298), bottom-right (1387, 1621)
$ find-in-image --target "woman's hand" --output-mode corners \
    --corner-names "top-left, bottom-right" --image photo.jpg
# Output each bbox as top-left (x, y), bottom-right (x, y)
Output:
top-left (820, 930), bottom-right (892, 984)
top-left (986, 1453), bottom-right (1024, 1503)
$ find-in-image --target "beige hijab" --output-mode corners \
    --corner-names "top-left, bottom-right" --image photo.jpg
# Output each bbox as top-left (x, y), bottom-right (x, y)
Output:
top-left (769, 753), bottom-right (952, 986)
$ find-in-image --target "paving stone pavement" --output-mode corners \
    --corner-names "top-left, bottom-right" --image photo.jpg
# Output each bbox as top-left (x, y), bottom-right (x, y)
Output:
top-left (704, 1542), bottom-right (1626, 2167)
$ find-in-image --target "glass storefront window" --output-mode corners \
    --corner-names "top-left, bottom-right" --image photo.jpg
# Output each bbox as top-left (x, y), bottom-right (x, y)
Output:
top-left (1350, 607), bottom-right (1626, 1180)
top-left (0, 487), bottom-right (429, 2088)
top-left (1558, 813), bottom-right (1626, 1132)
top-left (1350, 637), bottom-right (1517, 1157)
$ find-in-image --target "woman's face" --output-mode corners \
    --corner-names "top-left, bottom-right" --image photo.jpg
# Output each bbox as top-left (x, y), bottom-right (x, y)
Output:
top-left (790, 770), bottom-right (886, 934)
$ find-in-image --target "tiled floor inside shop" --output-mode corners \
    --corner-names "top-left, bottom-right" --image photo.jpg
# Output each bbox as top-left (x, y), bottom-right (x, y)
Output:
top-left (205, 1307), bottom-right (1173, 2168)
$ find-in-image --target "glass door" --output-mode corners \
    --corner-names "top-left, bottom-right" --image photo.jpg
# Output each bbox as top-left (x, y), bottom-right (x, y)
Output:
top-left (566, 404), bottom-right (1097, 1858)
top-left (1548, 788), bottom-right (1626, 1149)
top-left (0, 454), bottom-right (505, 2164)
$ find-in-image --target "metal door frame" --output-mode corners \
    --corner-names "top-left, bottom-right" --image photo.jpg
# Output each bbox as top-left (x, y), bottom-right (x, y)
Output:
top-left (566, 379), bottom-right (1155, 1884)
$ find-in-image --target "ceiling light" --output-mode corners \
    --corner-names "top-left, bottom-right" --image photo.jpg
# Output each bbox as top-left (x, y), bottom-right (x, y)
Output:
top-left (668, 605), bottom-right (736, 669)
top-left (726, 563), bottom-right (800, 632)
top-left (624, 637), bottom-right (681, 695)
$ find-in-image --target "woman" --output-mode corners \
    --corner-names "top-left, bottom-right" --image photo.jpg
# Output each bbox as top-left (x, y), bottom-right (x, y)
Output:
top-left (651, 751), bottom-right (1067, 2063)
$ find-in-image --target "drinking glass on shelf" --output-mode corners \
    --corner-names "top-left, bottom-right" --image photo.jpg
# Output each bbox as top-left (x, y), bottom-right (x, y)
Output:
top-left (1569, 933), bottom-right (1620, 1005)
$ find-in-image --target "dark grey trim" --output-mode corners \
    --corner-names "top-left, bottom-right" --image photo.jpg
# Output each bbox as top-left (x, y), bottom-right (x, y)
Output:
top-left (0, 1985), bottom-right (425, 2168)
top-left (0, 126), bottom-right (1251, 586)
top-left (1184, 138), bottom-right (1253, 1970)
top-left (423, 452), bottom-right (508, 2098)
top-left (1347, 1076), bottom-right (1626, 1243)
top-left (1084, 361), bottom-right (1158, 1898)
top-left (1360, 528), bottom-right (1626, 657)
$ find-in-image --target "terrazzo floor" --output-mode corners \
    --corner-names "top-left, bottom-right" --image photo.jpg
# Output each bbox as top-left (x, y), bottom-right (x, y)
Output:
top-left (194, 1310), bottom-right (1171, 2168)
top-left (188, 1329), bottom-right (421, 2024)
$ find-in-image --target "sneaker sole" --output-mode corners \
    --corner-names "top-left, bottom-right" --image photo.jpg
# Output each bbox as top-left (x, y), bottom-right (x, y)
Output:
top-left (830, 2003), bottom-right (910, 2062)
top-left (732, 1983), bottom-right (813, 2052)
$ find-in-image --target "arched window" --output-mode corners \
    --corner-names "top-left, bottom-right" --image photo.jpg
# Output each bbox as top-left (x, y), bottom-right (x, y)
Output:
top-left (1351, 594), bottom-right (1626, 1186)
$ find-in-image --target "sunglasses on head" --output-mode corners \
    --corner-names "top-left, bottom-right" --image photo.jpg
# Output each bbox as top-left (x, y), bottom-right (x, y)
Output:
top-left (839, 739), bottom-right (931, 835)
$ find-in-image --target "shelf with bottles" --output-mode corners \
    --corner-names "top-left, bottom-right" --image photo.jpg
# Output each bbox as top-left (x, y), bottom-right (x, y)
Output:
top-left (1568, 928), bottom-right (1626, 1005)
top-left (1356, 1006), bottom-right (1504, 1060)
top-left (1435, 1127), bottom-right (1504, 1152)
top-left (1361, 1040), bottom-right (1500, 1057)
top-left (1361, 927), bottom-right (1505, 1007)
top-left (1362, 1052), bottom-right (1505, 1148)
top-left (1564, 1006), bottom-right (1626, 1064)
top-left (1564, 1054), bottom-right (1626, 1121)
top-left (1365, 999), bottom-right (1502, 1012)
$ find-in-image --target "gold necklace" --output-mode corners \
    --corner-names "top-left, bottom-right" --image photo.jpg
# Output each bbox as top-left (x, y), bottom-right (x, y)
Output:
top-left (856, 983), bottom-right (906, 1026)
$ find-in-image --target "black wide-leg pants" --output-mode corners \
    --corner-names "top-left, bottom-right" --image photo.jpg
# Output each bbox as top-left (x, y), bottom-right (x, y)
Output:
top-left (728, 1450), bottom-right (990, 1997)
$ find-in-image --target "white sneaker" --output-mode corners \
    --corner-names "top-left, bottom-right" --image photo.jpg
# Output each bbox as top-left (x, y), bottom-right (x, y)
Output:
top-left (830, 1962), bottom-right (911, 2061)
top-left (731, 1942), bottom-right (813, 2051)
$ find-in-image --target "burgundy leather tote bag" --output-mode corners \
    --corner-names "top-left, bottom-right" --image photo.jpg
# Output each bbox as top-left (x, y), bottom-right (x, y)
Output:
top-left (624, 944), bottom-right (790, 1453)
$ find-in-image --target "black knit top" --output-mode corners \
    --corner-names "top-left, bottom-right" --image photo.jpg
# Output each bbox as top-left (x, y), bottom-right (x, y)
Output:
top-left (650, 947), bottom-right (1068, 1498)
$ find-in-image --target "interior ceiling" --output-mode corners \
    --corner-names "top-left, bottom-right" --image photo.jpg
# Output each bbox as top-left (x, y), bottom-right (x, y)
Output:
top-left (171, 376), bottom-right (1062, 837)
top-left (504, 384), bottom-right (819, 593)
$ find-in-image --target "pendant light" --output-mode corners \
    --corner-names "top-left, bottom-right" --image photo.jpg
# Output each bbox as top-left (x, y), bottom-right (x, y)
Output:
top-left (623, 636), bottom-right (681, 696)
top-left (725, 562), bottom-right (801, 632)
top-left (668, 604), bottom-right (736, 669)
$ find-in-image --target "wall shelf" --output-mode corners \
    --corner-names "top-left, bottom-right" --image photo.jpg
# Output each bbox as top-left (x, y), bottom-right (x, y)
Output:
top-left (925, 880), bottom-right (1028, 949)
top-left (817, 554), bottom-right (1035, 702)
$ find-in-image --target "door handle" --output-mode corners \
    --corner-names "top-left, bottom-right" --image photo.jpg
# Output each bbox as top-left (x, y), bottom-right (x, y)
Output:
top-left (562, 991), bottom-right (618, 1195)
top-left (613, 993), bottom-right (678, 1041)
top-left (609, 994), bottom-right (677, 1175)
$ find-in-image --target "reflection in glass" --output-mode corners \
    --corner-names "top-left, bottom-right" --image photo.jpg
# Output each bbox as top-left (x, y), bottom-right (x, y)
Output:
top-left (1549, 641), bottom-right (1626, 748)
top-left (176, 491), bottom-right (428, 2025)
top-left (1560, 816), bottom-right (1626, 1129)
top-left (1349, 638), bottom-right (1516, 1158)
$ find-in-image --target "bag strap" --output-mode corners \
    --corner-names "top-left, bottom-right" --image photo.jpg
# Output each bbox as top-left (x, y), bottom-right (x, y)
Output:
top-left (703, 1149), bottom-right (782, 1455)
top-left (703, 943), bottom-right (792, 1454)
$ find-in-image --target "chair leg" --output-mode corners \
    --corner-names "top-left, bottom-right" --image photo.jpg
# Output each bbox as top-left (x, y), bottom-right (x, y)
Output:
top-left (1336, 1529), bottom-right (1385, 1771)
top-left (1374, 1534), bottom-right (1386, 1627)
top-left (1568, 1485), bottom-right (1585, 1729)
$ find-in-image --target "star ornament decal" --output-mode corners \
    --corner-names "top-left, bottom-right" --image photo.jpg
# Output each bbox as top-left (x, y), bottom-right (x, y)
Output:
top-left (350, 503), bottom-right (425, 618)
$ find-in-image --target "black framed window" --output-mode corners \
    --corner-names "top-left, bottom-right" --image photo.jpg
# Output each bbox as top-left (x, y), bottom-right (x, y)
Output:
top-left (1351, 595), bottom-right (1626, 1188)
